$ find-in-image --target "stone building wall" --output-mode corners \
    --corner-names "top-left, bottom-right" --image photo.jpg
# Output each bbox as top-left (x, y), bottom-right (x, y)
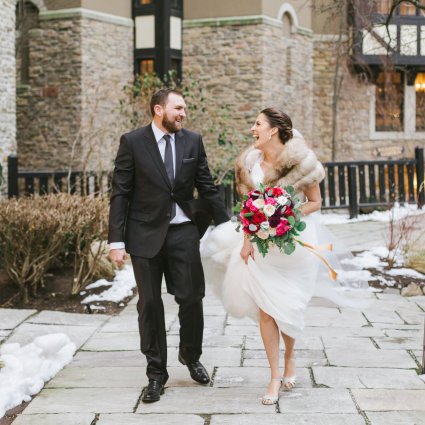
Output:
top-left (17, 16), bottom-right (83, 171)
top-left (16, 10), bottom-right (133, 172)
top-left (80, 17), bottom-right (133, 172)
top-left (183, 17), bottom-right (315, 164)
top-left (262, 24), bottom-right (314, 147)
top-left (183, 19), bottom-right (266, 166)
top-left (313, 36), bottom-right (425, 162)
top-left (0, 0), bottom-right (17, 193)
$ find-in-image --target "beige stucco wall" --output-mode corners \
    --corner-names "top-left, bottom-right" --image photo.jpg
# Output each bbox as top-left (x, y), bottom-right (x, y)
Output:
top-left (184, 0), bottom-right (262, 19)
top-left (44, 0), bottom-right (131, 18)
top-left (311, 0), bottom-right (343, 34)
top-left (184, 0), bottom-right (313, 30)
top-left (81, 0), bottom-right (131, 19)
top-left (44, 0), bottom-right (80, 10)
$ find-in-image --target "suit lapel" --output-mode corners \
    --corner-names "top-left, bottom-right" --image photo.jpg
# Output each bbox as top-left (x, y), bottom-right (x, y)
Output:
top-left (143, 125), bottom-right (172, 189)
top-left (174, 131), bottom-right (186, 181)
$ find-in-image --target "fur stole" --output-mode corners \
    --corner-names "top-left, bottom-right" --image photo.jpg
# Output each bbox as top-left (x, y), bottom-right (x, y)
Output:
top-left (234, 133), bottom-right (325, 196)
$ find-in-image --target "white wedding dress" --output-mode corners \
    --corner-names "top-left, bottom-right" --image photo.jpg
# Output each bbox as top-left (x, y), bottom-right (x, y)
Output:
top-left (201, 159), bottom-right (368, 339)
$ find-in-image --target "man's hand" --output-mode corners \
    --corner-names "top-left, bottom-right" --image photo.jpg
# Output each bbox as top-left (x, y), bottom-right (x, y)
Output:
top-left (240, 239), bottom-right (254, 264)
top-left (109, 249), bottom-right (127, 267)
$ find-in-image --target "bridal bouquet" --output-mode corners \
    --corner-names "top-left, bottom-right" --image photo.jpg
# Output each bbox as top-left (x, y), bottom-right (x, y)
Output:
top-left (234, 184), bottom-right (306, 257)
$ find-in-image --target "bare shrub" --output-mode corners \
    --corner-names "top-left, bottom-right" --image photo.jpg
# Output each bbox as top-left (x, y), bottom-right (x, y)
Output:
top-left (62, 195), bottom-right (110, 294)
top-left (0, 194), bottom-right (111, 303)
top-left (0, 195), bottom-right (72, 303)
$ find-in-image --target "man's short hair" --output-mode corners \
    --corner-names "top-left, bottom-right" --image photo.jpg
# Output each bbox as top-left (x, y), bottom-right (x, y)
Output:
top-left (150, 88), bottom-right (183, 116)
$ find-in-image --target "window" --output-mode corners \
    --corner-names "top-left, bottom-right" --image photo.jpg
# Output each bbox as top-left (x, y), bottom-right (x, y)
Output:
top-left (15, 1), bottom-right (39, 84)
top-left (139, 59), bottom-right (154, 75)
top-left (375, 71), bottom-right (404, 131)
top-left (415, 73), bottom-right (425, 131)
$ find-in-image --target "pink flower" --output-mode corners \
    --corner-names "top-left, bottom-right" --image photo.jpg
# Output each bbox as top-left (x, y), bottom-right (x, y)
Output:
top-left (245, 198), bottom-right (259, 212)
top-left (276, 220), bottom-right (291, 236)
top-left (265, 197), bottom-right (277, 205)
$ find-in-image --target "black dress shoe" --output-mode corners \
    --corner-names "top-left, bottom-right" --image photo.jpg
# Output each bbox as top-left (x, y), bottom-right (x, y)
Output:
top-left (142, 380), bottom-right (164, 403)
top-left (178, 353), bottom-right (210, 384)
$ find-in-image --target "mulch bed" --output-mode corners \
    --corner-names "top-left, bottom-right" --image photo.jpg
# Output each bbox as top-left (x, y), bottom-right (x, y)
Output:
top-left (0, 267), bottom-right (135, 314)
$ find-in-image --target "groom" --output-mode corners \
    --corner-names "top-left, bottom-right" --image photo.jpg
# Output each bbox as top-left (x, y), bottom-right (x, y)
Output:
top-left (108, 88), bottom-right (229, 402)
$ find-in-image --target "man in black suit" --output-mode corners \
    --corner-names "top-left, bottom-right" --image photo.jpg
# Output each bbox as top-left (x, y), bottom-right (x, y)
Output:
top-left (108, 88), bottom-right (229, 402)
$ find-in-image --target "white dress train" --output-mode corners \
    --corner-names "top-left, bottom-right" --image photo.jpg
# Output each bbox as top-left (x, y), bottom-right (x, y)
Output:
top-left (201, 160), bottom-right (368, 339)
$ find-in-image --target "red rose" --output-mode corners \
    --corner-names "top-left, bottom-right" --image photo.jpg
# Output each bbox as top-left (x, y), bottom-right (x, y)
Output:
top-left (272, 187), bottom-right (283, 196)
top-left (252, 211), bottom-right (266, 225)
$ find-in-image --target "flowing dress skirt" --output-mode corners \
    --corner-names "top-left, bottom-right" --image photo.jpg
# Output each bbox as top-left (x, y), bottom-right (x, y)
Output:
top-left (201, 212), bottom-right (367, 339)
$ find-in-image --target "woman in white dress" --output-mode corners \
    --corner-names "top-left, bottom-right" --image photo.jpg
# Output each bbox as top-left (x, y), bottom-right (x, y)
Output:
top-left (202, 108), bottom-right (342, 404)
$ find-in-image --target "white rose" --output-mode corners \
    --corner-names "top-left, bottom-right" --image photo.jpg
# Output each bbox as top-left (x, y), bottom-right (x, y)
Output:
top-left (277, 195), bottom-right (289, 206)
top-left (248, 224), bottom-right (258, 232)
top-left (263, 204), bottom-right (276, 217)
top-left (269, 227), bottom-right (277, 237)
top-left (260, 221), bottom-right (269, 231)
top-left (257, 230), bottom-right (269, 240)
top-left (252, 198), bottom-right (265, 209)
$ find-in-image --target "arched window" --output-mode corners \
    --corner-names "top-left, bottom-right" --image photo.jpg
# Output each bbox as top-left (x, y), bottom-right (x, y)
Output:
top-left (282, 12), bottom-right (292, 38)
top-left (15, 0), bottom-right (39, 84)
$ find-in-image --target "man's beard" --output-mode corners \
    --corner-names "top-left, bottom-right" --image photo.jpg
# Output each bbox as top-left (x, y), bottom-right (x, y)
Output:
top-left (162, 113), bottom-right (182, 133)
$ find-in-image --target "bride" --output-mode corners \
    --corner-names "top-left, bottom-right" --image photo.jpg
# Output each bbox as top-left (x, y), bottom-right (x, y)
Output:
top-left (201, 108), bottom-right (362, 405)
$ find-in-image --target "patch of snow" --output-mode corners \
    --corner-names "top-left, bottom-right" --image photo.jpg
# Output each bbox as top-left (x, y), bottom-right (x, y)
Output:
top-left (375, 275), bottom-right (397, 287)
top-left (336, 269), bottom-right (372, 287)
top-left (341, 250), bottom-right (387, 270)
top-left (386, 268), bottom-right (425, 279)
top-left (89, 305), bottom-right (106, 311)
top-left (85, 279), bottom-right (114, 290)
top-left (0, 333), bottom-right (76, 418)
top-left (81, 265), bottom-right (136, 304)
top-left (321, 203), bottom-right (425, 225)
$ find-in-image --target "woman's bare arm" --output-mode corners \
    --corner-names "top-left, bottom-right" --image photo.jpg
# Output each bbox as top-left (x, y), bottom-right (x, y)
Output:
top-left (300, 183), bottom-right (322, 216)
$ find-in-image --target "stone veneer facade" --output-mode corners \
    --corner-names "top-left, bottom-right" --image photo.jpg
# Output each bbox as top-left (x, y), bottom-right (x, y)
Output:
top-left (16, 9), bottom-right (133, 171)
top-left (183, 17), bottom-right (316, 157)
top-left (0, 0), bottom-right (17, 192)
top-left (313, 36), bottom-right (425, 161)
top-left (184, 16), bottom-right (425, 164)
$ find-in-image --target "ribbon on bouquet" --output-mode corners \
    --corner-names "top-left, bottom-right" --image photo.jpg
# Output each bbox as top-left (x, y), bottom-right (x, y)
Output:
top-left (294, 239), bottom-right (338, 281)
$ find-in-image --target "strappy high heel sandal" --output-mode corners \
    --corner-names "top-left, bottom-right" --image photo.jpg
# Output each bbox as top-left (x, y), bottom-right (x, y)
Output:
top-left (283, 356), bottom-right (296, 390)
top-left (261, 378), bottom-right (282, 405)
top-left (282, 376), bottom-right (297, 390)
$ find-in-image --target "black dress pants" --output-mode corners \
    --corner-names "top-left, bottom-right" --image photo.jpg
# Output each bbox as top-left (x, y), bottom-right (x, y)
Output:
top-left (131, 222), bottom-right (205, 385)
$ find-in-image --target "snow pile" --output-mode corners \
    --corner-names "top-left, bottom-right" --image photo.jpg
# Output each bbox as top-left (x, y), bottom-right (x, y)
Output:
top-left (0, 333), bottom-right (76, 418)
top-left (321, 203), bottom-right (425, 225)
top-left (386, 268), bottom-right (425, 279)
top-left (341, 246), bottom-right (403, 270)
top-left (81, 264), bottom-right (136, 304)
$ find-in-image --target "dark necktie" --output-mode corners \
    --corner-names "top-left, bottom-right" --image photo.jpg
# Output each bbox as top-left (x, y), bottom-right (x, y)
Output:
top-left (163, 134), bottom-right (176, 219)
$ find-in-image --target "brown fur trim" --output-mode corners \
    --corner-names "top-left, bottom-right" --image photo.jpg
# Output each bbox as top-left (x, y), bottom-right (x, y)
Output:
top-left (234, 134), bottom-right (325, 196)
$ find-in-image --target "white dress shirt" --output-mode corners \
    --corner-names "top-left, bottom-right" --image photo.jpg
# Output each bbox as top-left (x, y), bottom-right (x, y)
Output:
top-left (110, 122), bottom-right (190, 251)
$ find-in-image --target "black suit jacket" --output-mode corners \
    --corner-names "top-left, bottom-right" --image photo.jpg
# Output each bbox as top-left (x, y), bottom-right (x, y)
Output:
top-left (108, 124), bottom-right (229, 258)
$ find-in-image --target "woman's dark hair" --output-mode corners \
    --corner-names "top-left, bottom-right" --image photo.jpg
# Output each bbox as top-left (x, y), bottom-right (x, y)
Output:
top-left (261, 108), bottom-right (293, 144)
top-left (150, 88), bottom-right (183, 116)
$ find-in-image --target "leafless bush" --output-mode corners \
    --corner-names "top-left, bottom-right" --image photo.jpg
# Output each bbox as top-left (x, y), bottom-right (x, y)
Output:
top-left (0, 194), bottom-right (111, 303)
top-left (0, 195), bottom-right (72, 303)
top-left (60, 195), bottom-right (110, 294)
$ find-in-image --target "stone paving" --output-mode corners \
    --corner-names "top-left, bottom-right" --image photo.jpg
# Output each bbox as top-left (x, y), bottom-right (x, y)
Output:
top-left (1, 220), bottom-right (425, 425)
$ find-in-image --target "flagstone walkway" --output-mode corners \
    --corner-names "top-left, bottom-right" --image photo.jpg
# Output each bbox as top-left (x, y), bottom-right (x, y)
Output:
top-left (2, 220), bottom-right (425, 425)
